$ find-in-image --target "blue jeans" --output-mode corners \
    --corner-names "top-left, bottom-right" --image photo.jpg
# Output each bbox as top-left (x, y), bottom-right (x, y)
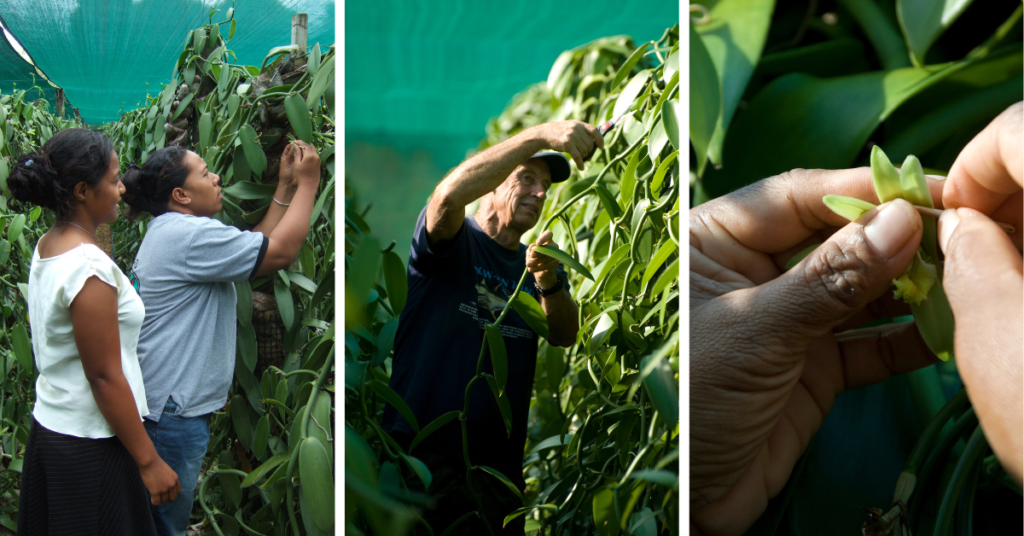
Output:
top-left (143, 398), bottom-right (211, 536)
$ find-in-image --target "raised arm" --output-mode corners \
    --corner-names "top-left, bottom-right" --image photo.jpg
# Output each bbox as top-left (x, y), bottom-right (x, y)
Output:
top-left (72, 277), bottom-right (181, 505)
top-left (427, 121), bottom-right (602, 245)
top-left (251, 143), bottom-right (298, 236)
top-left (253, 140), bottom-right (322, 277)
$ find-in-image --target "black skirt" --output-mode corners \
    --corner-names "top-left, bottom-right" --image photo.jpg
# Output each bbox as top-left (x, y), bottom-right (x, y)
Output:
top-left (16, 418), bottom-right (157, 536)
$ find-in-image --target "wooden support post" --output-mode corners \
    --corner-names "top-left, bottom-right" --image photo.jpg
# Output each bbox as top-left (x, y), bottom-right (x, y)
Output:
top-left (291, 13), bottom-right (308, 50)
top-left (55, 88), bottom-right (64, 118)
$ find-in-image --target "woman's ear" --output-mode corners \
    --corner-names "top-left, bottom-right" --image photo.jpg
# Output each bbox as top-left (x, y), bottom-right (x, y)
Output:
top-left (171, 186), bottom-right (191, 206)
top-left (73, 181), bottom-right (89, 202)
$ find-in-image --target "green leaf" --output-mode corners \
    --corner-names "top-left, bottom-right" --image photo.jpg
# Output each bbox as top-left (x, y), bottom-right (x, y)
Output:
top-left (11, 323), bottom-right (32, 375)
top-left (610, 42), bottom-right (649, 91)
top-left (629, 470), bottom-right (678, 489)
top-left (510, 290), bottom-right (548, 339)
top-left (478, 465), bottom-right (523, 501)
top-left (619, 146), bottom-right (643, 210)
top-left (298, 436), bottom-right (335, 532)
top-left (274, 275), bottom-right (295, 332)
top-left (690, 20), bottom-right (720, 178)
top-left (284, 93), bottom-right (313, 143)
top-left (642, 240), bottom-right (677, 290)
top-left (230, 394), bottom-right (252, 450)
top-left (898, 155), bottom-right (933, 208)
top-left (651, 258), bottom-right (678, 297)
top-left (897, 0), bottom-right (976, 67)
top-left (198, 111), bottom-right (213, 152)
top-left (528, 433), bottom-right (573, 455)
top-left (240, 453), bottom-right (289, 488)
top-left (382, 251), bottom-right (407, 316)
top-left (253, 414), bottom-right (270, 456)
top-left (483, 374), bottom-right (513, 437)
top-left (237, 322), bottom-right (257, 372)
top-left (222, 180), bottom-right (274, 201)
top-left (594, 183), bottom-right (623, 220)
top-left (170, 92), bottom-right (193, 121)
top-left (662, 100), bottom-right (680, 153)
top-left (6, 214), bottom-right (25, 241)
top-left (485, 324), bottom-right (508, 394)
top-left (345, 236), bottom-right (380, 329)
top-left (648, 121), bottom-right (668, 162)
top-left (366, 380), bottom-right (419, 433)
top-left (218, 472), bottom-right (242, 511)
top-left (641, 351), bottom-right (678, 426)
top-left (822, 195), bottom-right (878, 222)
top-left (544, 344), bottom-right (565, 393)
top-left (651, 150), bottom-right (678, 196)
top-left (229, 18), bottom-right (236, 40)
top-left (704, 60), bottom-right (970, 198)
top-left (533, 245), bottom-right (594, 281)
top-left (237, 124), bottom-right (267, 178)
top-left (409, 410), bottom-right (460, 452)
top-left (593, 486), bottom-right (620, 536)
top-left (306, 54), bottom-right (335, 109)
top-left (589, 313), bottom-right (617, 354)
top-left (399, 453), bottom-right (432, 490)
top-left (612, 69), bottom-right (651, 121)
top-left (696, 0), bottom-right (775, 169)
top-left (504, 505), bottom-right (558, 528)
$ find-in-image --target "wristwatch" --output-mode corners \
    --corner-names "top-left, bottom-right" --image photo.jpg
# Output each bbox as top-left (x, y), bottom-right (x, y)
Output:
top-left (535, 270), bottom-right (566, 297)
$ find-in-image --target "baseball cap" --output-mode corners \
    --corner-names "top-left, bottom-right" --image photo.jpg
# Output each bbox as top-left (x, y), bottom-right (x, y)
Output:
top-left (529, 151), bottom-right (571, 183)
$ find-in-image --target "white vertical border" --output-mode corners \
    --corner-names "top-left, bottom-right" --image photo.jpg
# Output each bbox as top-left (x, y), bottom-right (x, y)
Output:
top-left (335, 1), bottom-right (344, 533)
top-left (677, 1), bottom-right (691, 534)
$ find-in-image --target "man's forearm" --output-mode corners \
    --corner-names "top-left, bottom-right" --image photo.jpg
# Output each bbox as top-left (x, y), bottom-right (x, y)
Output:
top-left (434, 127), bottom-right (548, 208)
top-left (252, 181), bottom-right (297, 235)
top-left (541, 288), bottom-right (579, 347)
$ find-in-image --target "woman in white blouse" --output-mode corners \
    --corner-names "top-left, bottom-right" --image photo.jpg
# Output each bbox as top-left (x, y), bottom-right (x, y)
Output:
top-left (5, 129), bottom-right (179, 535)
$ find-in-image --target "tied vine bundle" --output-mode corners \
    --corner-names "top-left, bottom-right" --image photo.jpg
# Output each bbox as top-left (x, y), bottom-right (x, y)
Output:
top-left (346, 25), bottom-right (680, 536)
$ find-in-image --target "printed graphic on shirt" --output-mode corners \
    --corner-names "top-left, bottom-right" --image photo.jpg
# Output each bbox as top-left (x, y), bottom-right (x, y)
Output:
top-left (460, 265), bottom-right (537, 340)
top-left (129, 258), bottom-right (141, 292)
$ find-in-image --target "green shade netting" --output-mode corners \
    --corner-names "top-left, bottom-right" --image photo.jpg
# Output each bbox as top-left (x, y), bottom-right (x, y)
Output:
top-left (0, 0), bottom-right (334, 125)
top-left (345, 1), bottom-right (678, 259)
top-left (0, 28), bottom-right (63, 114)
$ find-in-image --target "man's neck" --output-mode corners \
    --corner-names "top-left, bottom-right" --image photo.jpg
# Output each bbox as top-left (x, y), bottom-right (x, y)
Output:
top-left (474, 211), bottom-right (523, 251)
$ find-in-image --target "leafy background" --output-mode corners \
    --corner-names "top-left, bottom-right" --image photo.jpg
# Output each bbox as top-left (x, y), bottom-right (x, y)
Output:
top-left (689, 0), bottom-right (1023, 534)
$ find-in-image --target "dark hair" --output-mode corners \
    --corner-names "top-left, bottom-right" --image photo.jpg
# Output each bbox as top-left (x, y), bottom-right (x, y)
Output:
top-left (6, 129), bottom-right (115, 220)
top-left (120, 146), bottom-right (190, 221)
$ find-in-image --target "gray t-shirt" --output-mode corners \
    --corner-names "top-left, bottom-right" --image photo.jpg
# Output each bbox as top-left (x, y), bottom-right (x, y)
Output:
top-left (130, 212), bottom-right (267, 421)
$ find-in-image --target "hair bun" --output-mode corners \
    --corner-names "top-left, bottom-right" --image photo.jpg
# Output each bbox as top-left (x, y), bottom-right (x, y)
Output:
top-left (6, 151), bottom-right (61, 210)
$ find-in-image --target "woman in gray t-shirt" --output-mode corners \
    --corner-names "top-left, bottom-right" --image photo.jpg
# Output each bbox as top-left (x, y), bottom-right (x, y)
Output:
top-left (120, 141), bottom-right (321, 536)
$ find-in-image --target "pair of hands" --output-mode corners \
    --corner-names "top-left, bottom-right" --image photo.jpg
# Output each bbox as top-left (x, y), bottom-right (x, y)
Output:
top-left (690, 103), bottom-right (1022, 534)
top-left (276, 140), bottom-right (322, 192)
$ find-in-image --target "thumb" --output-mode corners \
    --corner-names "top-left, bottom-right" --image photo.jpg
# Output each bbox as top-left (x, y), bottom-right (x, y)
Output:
top-left (754, 199), bottom-right (923, 350)
top-left (939, 207), bottom-right (1024, 327)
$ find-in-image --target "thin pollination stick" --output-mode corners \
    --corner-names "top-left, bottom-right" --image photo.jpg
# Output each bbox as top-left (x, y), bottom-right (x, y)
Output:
top-left (912, 204), bottom-right (1016, 234)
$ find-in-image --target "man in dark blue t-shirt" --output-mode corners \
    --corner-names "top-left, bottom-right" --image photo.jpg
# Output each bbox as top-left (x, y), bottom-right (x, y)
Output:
top-left (383, 120), bottom-right (604, 534)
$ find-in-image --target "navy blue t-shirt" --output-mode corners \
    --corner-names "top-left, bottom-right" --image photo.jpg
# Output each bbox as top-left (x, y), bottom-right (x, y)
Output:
top-left (383, 206), bottom-right (568, 477)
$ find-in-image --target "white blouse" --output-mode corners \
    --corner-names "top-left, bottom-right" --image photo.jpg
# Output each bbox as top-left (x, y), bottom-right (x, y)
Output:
top-left (28, 243), bottom-right (149, 438)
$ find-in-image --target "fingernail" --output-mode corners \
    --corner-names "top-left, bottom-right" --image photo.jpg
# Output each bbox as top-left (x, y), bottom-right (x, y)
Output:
top-left (938, 208), bottom-right (961, 254)
top-left (864, 200), bottom-right (919, 257)
top-left (926, 174), bottom-right (947, 181)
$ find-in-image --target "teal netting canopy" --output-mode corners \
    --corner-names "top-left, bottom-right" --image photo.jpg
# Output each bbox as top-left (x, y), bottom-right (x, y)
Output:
top-left (346, 1), bottom-right (677, 151)
top-left (0, 28), bottom-right (63, 113)
top-left (0, 0), bottom-right (334, 125)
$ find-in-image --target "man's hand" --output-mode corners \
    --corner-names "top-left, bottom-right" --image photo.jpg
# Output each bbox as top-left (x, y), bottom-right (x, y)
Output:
top-left (530, 121), bottom-right (604, 171)
top-left (292, 140), bottom-right (321, 190)
top-left (938, 102), bottom-right (1023, 485)
top-left (527, 230), bottom-right (560, 289)
top-left (690, 168), bottom-right (943, 535)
